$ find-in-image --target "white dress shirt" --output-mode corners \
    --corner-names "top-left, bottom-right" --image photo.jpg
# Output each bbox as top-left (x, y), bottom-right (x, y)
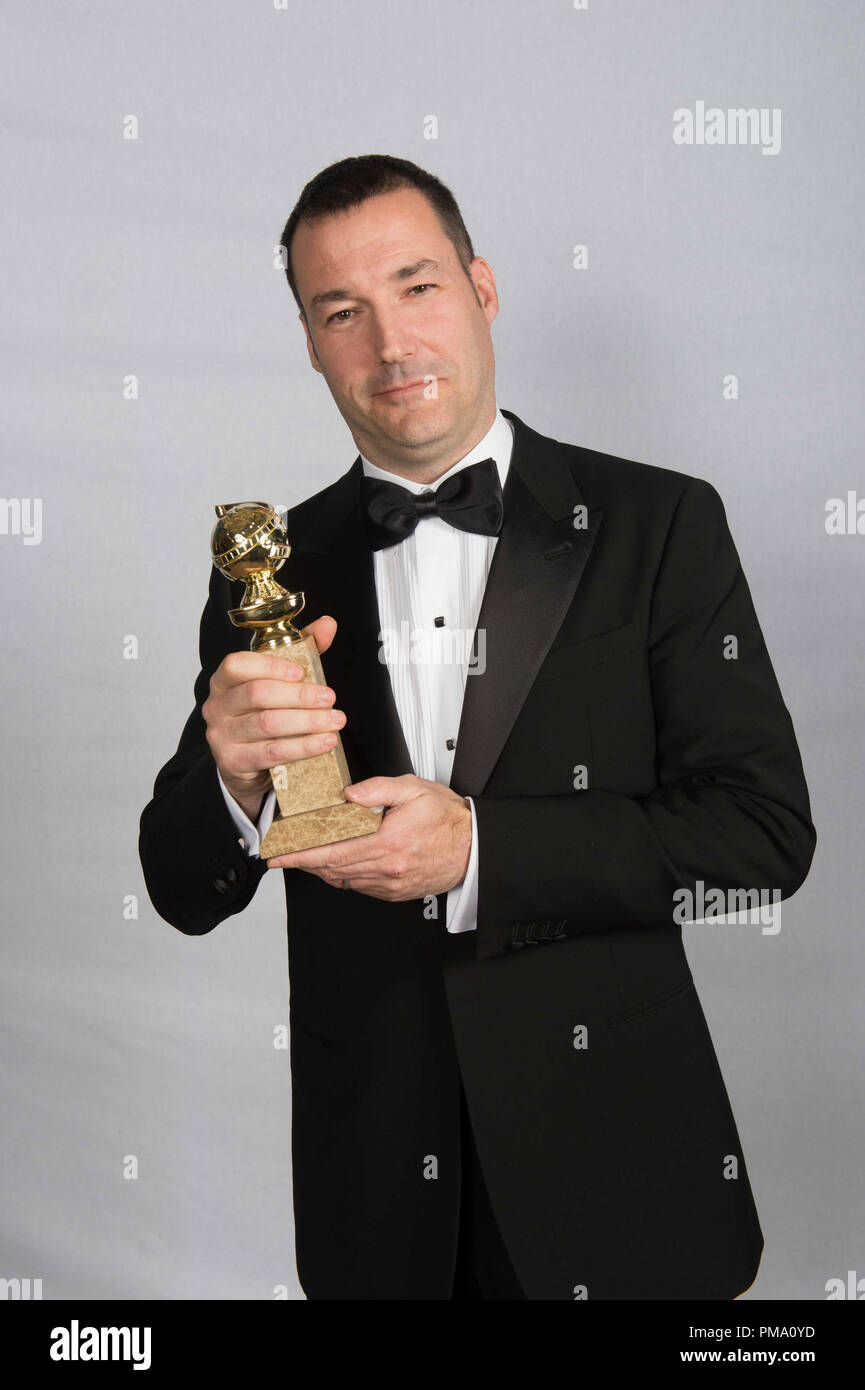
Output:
top-left (218, 407), bottom-right (514, 934)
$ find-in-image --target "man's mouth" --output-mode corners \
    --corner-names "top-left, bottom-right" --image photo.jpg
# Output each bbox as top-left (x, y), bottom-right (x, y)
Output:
top-left (374, 379), bottom-right (427, 397)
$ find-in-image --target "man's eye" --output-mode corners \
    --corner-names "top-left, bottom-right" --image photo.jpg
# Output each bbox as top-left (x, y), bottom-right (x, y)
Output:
top-left (326, 285), bottom-right (435, 323)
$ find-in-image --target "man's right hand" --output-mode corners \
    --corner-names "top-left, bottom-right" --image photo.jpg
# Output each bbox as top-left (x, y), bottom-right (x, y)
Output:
top-left (202, 616), bottom-right (344, 822)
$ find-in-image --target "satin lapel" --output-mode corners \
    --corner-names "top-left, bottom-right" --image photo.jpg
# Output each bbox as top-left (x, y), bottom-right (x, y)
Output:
top-left (447, 410), bottom-right (603, 796)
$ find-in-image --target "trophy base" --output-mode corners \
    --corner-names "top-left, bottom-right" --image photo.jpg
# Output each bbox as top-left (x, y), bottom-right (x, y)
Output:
top-left (260, 799), bottom-right (382, 857)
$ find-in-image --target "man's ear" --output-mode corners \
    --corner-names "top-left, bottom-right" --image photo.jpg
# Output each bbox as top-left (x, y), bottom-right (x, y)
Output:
top-left (300, 311), bottom-right (323, 374)
top-left (468, 257), bottom-right (499, 327)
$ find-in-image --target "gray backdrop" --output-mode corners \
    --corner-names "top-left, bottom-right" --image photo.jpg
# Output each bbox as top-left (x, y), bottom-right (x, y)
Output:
top-left (2, 0), bottom-right (862, 1301)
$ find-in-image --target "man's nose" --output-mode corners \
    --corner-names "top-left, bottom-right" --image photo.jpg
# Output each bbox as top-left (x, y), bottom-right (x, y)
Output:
top-left (371, 305), bottom-right (414, 363)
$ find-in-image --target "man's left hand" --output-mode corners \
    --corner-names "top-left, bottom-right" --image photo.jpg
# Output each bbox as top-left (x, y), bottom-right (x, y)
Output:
top-left (265, 774), bottom-right (472, 900)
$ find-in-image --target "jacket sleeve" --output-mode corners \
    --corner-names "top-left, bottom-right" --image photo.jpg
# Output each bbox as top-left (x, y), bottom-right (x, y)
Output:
top-left (471, 476), bottom-right (817, 961)
top-left (138, 563), bottom-right (271, 935)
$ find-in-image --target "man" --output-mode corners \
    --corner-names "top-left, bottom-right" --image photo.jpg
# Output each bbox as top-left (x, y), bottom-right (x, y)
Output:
top-left (139, 154), bottom-right (816, 1300)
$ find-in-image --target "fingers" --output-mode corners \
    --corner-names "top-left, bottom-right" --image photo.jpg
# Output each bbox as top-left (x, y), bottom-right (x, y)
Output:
top-left (219, 670), bottom-right (323, 717)
top-left (208, 649), bottom-right (305, 694)
top-left (203, 639), bottom-right (346, 780)
top-left (208, 625), bottom-right (337, 693)
top-left (235, 703), bottom-right (346, 764)
top-left (271, 841), bottom-right (391, 876)
top-left (212, 705), bottom-right (346, 777)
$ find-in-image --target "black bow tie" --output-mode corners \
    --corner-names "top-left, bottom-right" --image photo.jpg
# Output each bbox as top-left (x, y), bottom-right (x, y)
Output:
top-left (360, 457), bottom-right (504, 551)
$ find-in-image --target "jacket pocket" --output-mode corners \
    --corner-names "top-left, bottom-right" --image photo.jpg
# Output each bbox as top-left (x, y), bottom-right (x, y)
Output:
top-left (605, 976), bottom-right (695, 1028)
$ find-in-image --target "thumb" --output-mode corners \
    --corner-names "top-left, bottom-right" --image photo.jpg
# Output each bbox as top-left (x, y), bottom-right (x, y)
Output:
top-left (344, 775), bottom-right (407, 807)
top-left (301, 614), bottom-right (337, 654)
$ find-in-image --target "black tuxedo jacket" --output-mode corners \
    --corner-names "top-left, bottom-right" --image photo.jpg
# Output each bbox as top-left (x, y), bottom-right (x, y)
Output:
top-left (139, 408), bottom-right (816, 1299)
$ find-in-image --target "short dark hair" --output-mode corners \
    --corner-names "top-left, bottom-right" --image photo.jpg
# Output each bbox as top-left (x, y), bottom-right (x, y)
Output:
top-left (279, 154), bottom-right (476, 316)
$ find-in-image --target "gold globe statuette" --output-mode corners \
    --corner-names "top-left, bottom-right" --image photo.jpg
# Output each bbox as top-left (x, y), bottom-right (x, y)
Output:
top-left (210, 501), bottom-right (382, 857)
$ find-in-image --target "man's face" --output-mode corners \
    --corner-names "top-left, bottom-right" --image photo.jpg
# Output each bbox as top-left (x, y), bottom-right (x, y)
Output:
top-left (290, 186), bottom-right (498, 475)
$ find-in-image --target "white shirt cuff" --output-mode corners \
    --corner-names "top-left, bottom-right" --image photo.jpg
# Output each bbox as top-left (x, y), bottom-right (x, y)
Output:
top-left (217, 769), bottom-right (277, 857)
top-left (445, 796), bottom-right (478, 934)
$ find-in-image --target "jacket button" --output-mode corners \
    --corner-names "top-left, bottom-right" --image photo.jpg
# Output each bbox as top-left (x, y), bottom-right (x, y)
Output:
top-left (213, 878), bottom-right (229, 894)
top-left (225, 867), bottom-right (239, 884)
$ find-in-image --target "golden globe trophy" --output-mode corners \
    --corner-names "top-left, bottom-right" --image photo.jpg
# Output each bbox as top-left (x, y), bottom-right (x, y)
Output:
top-left (210, 501), bottom-right (382, 856)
